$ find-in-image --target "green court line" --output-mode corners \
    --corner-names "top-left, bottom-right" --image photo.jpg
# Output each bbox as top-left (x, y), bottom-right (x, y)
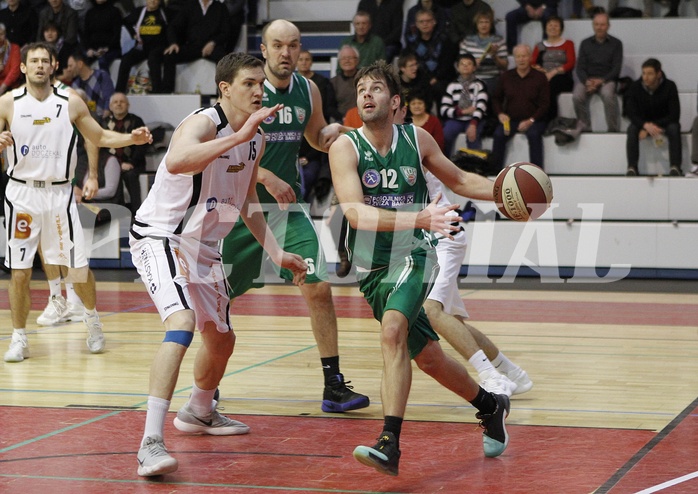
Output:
top-left (0, 474), bottom-right (402, 493)
top-left (0, 344), bottom-right (319, 454)
top-left (0, 411), bottom-right (120, 454)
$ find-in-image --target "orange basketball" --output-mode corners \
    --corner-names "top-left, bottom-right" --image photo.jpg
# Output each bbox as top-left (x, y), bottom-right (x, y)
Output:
top-left (493, 162), bottom-right (553, 221)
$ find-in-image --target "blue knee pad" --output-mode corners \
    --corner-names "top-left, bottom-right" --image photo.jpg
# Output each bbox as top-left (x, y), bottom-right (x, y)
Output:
top-left (163, 330), bottom-right (194, 347)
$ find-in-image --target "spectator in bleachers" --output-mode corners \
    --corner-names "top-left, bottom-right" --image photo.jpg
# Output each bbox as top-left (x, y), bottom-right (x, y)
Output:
top-left (81, 0), bottom-right (122, 72)
top-left (405, 8), bottom-right (457, 106)
top-left (331, 44), bottom-right (360, 117)
top-left (42, 22), bottom-right (72, 83)
top-left (688, 117), bottom-right (698, 177)
top-left (117, 0), bottom-right (168, 94)
top-left (341, 11), bottom-right (385, 68)
top-left (460, 10), bottom-right (508, 95)
top-left (408, 90), bottom-right (445, 151)
top-left (404, 0), bottom-right (449, 46)
top-left (572, 11), bottom-right (622, 133)
top-left (67, 50), bottom-right (115, 118)
top-left (446, 0), bottom-right (493, 46)
top-left (623, 58), bottom-right (681, 177)
top-left (100, 92), bottom-right (147, 212)
top-left (505, 0), bottom-right (558, 54)
top-left (0, 23), bottom-right (22, 95)
top-left (224, 0), bottom-right (246, 51)
top-left (157, 0), bottom-right (230, 94)
top-left (37, 0), bottom-right (79, 47)
top-left (531, 15), bottom-right (575, 122)
top-left (297, 50), bottom-right (338, 202)
top-left (0, 0), bottom-right (38, 48)
top-left (665, 0), bottom-right (680, 17)
top-left (357, 0), bottom-right (403, 62)
top-left (440, 53), bottom-right (488, 157)
top-left (397, 51), bottom-right (430, 113)
top-left (491, 44), bottom-right (549, 170)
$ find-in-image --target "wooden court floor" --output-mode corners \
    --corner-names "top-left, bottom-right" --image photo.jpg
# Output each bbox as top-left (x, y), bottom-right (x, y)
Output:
top-left (1, 272), bottom-right (698, 493)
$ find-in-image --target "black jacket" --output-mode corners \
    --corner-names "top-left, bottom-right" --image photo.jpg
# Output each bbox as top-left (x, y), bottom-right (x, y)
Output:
top-left (624, 75), bottom-right (680, 129)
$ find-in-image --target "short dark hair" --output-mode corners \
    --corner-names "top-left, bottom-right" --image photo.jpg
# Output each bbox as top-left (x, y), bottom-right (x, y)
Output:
top-left (397, 50), bottom-right (418, 68)
top-left (457, 52), bottom-right (477, 66)
top-left (69, 50), bottom-right (88, 64)
top-left (215, 52), bottom-right (264, 97)
top-left (642, 58), bottom-right (662, 73)
top-left (545, 15), bottom-right (564, 31)
top-left (354, 60), bottom-right (402, 99)
top-left (20, 42), bottom-right (55, 65)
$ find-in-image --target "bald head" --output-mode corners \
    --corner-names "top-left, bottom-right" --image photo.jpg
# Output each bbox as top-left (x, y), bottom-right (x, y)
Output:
top-left (260, 19), bottom-right (302, 84)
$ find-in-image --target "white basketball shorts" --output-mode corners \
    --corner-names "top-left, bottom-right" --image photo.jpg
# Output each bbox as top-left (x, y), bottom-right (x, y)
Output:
top-left (3, 182), bottom-right (88, 269)
top-left (129, 234), bottom-right (232, 333)
top-left (427, 229), bottom-right (469, 318)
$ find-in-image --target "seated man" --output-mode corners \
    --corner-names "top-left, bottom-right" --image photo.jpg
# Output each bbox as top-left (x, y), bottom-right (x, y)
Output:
top-left (156, 0), bottom-right (230, 94)
top-left (572, 12), bottom-right (623, 133)
top-left (100, 92), bottom-right (147, 213)
top-left (67, 51), bottom-right (114, 119)
top-left (623, 58), bottom-right (681, 177)
top-left (491, 44), bottom-right (549, 171)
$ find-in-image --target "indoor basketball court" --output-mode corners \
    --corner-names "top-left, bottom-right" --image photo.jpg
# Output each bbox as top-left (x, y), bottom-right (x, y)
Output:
top-left (1, 275), bottom-right (697, 493)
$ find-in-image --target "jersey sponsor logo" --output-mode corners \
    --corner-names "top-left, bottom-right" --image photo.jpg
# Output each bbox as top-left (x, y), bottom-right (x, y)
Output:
top-left (32, 117), bottom-right (51, 125)
top-left (20, 114), bottom-right (32, 118)
top-left (175, 248), bottom-right (190, 279)
top-left (361, 169), bottom-right (381, 188)
top-left (219, 154), bottom-right (230, 160)
top-left (226, 162), bottom-right (246, 173)
top-left (20, 145), bottom-right (29, 156)
top-left (294, 106), bottom-right (306, 124)
top-left (264, 130), bottom-right (302, 143)
top-left (364, 193), bottom-right (415, 208)
top-left (29, 144), bottom-right (62, 160)
top-left (14, 212), bottom-right (32, 239)
top-left (206, 197), bottom-right (218, 212)
top-left (363, 151), bottom-right (374, 162)
top-left (400, 166), bottom-right (417, 186)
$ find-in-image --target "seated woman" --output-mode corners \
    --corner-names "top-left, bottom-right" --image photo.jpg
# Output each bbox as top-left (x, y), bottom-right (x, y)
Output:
top-left (531, 15), bottom-right (575, 122)
top-left (407, 90), bottom-right (444, 152)
top-left (460, 10), bottom-right (508, 96)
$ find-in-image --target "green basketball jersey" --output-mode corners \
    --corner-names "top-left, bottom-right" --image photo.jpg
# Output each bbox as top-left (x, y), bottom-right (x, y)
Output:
top-left (258, 73), bottom-right (313, 204)
top-left (344, 124), bottom-right (436, 270)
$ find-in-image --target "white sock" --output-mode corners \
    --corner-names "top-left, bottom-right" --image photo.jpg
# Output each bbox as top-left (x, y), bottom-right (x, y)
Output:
top-left (47, 278), bottom-right (61, 298)
top-left (85, 307), bottom-right (98, 317)
top-left (491, 352), bottom-right (518, 374)
top-left (13, 328), bottom-right (27, 337)
top-left (142, 396), bottom-right (170, 444)
top-left (469, 350), bottom-right (495, 376)
top-left (189, 383), bottom-right (216, 417)
top-left (65, 283), bottom-right (82, 305)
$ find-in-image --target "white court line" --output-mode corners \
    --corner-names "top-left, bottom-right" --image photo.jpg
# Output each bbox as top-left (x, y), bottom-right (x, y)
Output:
top-left (634, 471), bottom-right (698, 494)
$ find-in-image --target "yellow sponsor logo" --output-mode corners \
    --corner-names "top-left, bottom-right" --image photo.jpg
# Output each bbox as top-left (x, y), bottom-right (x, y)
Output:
top-left (226, 162), bottom-right (246, 173)
top-left (32, 117), bottom-right (51, 125)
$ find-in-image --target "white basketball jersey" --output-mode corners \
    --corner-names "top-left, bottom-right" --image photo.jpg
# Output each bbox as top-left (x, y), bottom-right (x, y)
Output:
top-left (7, 86), bottom-right (77, 182)
top-left (133, 104), bottom-right (263, 244)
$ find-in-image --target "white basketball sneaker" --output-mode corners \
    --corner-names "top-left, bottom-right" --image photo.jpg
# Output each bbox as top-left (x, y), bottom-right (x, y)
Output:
top-left (479, 371), bottom-right (518, 397)
top-left (84, 313), bottom-right (105, 354)
top-left (36, 295), bottom-right (70, 326)
top-left (4, 333), bottom-right (29, 362)
top-left (505, 367), bottom-right (533, 395)
top-left (65, 301), bottom-right (86, 321)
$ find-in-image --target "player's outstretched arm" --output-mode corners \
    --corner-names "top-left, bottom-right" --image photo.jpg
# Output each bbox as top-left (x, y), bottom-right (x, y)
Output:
top-left (416, 126), bottom-right (495, 201)
top-left (329, 135), bottom-right (462, 238)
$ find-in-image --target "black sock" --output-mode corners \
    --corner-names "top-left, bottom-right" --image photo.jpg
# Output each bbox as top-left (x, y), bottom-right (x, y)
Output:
top-left (383, 415), bottom-right (403, 447)
top-left (321, 356), bottom-right (340, 382)
top-left (470, 386), bottom-right (497, 415)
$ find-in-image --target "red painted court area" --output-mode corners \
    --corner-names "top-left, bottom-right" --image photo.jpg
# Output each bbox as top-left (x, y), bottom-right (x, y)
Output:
top-left (0, 406), bottom-right (660, 493)
top-left (3, 289), bottom-right (698, 327)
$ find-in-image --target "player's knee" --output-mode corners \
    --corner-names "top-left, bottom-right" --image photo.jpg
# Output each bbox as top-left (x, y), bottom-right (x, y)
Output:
top-left (11, 268), bottom-right (32, 287)
top-left (422, 300), bottom-right (441, 322)
top-left (163, 330), bottom-right (194, 348)
top-left (380, 322), bottom-right (407, 350)
top-left (414, 340), bottom-right (443, 375)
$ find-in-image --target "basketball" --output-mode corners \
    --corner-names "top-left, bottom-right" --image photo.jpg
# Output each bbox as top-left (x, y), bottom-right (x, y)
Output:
top-left (492, 162), bottom-right (553, 221)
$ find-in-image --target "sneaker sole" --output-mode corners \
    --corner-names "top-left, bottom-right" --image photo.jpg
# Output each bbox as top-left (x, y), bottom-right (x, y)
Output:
top-left (321, 396), bottom-right (370, 413)
top-left (4, 354), bottom-right (26, 363)
top-left (353, 446), bottom-right (398, 476)
top-left (483, 398), bottom-right (510, 458)
top-left (173, 417), bottom-right (250, 436)
top-left (36, 316), bottom-right (69, 326)
top-left (137, 457), bottom-right (179, 476)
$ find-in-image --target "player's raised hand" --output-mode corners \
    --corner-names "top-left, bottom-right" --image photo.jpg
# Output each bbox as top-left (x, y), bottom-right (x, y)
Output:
top-left (416, 193), bottom-right (462, 240)
top-left (239, 104), bottom-right (283, 143)
top-left (131, 126), bottom-right (153, 145)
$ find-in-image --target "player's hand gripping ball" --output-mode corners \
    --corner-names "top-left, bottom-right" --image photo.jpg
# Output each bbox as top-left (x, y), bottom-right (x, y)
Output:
top-left (493, 162), bottom-right (553, 221)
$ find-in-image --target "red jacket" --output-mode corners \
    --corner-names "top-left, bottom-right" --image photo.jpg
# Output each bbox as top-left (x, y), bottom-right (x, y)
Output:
top-left (0, 42), bottom-right (21, 91)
